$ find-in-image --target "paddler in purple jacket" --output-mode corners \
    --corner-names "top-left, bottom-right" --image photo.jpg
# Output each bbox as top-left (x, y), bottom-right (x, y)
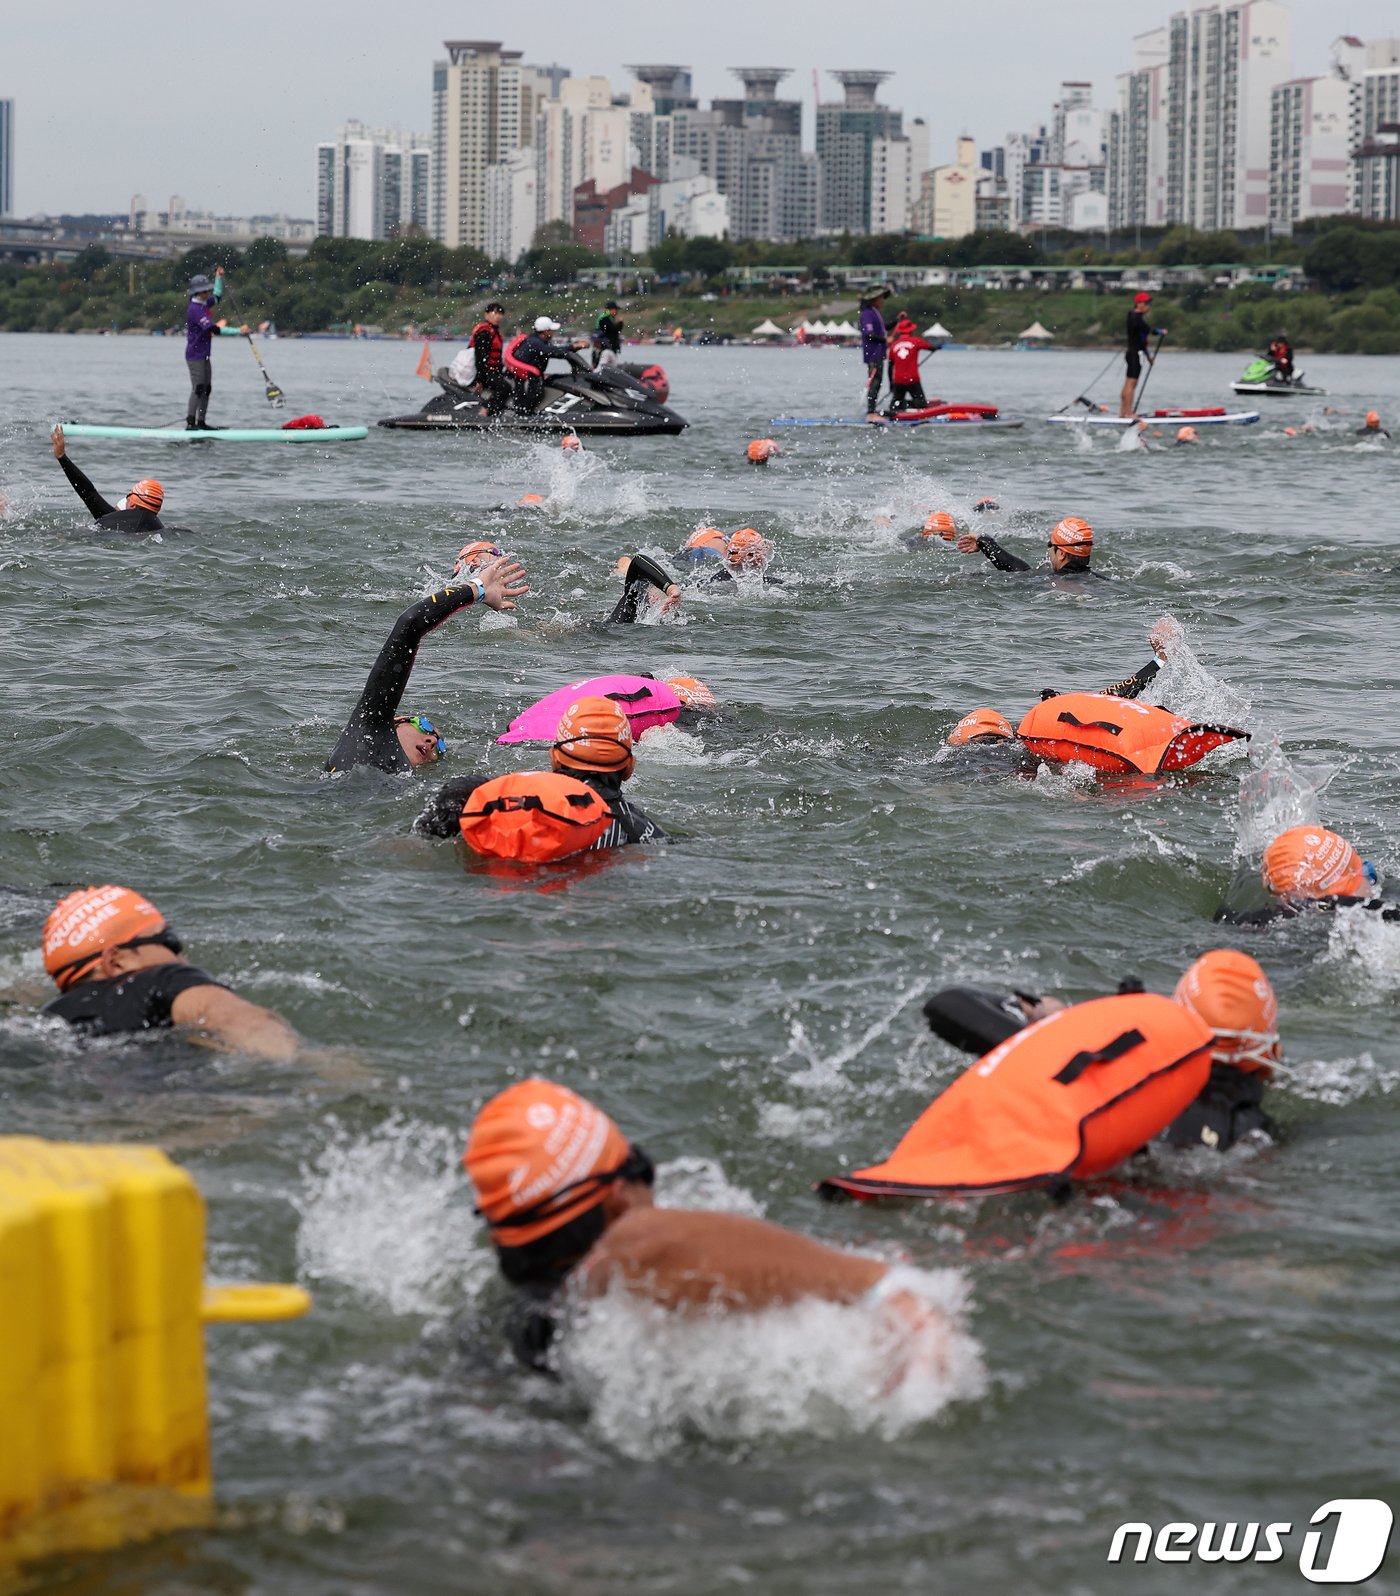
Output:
top-left (859, 285), bottom-right (891, 420)
top-left (185, 266), bottom-right (248, 430)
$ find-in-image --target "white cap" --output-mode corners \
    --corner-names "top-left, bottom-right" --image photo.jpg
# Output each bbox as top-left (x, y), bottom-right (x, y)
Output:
top-left (534, 316), bottom-right (561, 333)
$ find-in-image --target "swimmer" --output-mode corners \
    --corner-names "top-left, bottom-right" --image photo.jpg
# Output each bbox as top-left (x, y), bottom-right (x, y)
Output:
top-left (676, 526), bottom-right (726, 565)
top-left (919, 948), bottom-right (1281, 1152)
top-left (561, 432), bottom-right (583, 451)
top-left (1215, 825), bottom-right (1394, 926)
top-left (453, 539), bottom-right (503, 577)
top-left (907, 510), bottom-right (958, 547)
top-left (956, 515), bottom-right (1103, 579)
top-left (491, 492), bottom-right (549, 514)
top-left (946, 708), bottom-right (1015, 746)
top-left (325, 557), bottom-right (528, 775)
top-left (709, 527), bottom-right (779, 584)
top-left (746, 438), bottom-right (779, 464)
top-left (40, 884), bottom-right (299, 1059)
top-left (465, 1078), bottom-right (950, 1372)
top-left (51, 425), bottom-right (165, 533)
top-left (609, 553), bottom-right (681, 623)
top-left (972, 498), bottom-right (1000, 513)
top-left (415, 695), bottom-right (667, 846)
top-left (1357, 410), bottom-right (1390, 439)
top-left (1175, 425), bottom-right (1200, 445)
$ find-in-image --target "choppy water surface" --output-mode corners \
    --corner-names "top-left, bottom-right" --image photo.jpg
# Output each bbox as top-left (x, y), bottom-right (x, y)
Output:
top-left (2, 334), bottom-right (1398, 1594)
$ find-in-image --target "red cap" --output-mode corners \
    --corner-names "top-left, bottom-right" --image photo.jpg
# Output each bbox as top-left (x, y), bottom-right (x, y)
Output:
top-left (1134, 292), bottom-right (1152, 304)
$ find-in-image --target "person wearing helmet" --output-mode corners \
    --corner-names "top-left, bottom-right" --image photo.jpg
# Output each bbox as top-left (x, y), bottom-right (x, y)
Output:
top-left (886, 315), bottom-right (933, 414)
top-left (919, 949), bottom-right (1282, 1153)
top-left (1121, 291), bottom-right (1165, 417)
top-left (50, 425), bottom-right (167, 533)
top-left (608, 553), bottom-right (681, 623)
top-left (40, 884), bottom-right (298, 1057)
top-left (464, 1078), bottom-right (954, 1373)
top-left (1215, 825), bottom-right (1393, 926)
top-left (1357, 410), bottom-right (1390, 439)
top-left (955, 516), bottom-right (1104, 580)
top-left (413, 695), bottom-right (667, 845)
top-left (325, 557), bottom-right (529, 776)
top-left (185, 266), bottom-right (249, 430)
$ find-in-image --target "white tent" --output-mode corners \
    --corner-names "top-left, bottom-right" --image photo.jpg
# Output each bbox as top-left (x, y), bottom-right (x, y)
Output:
top-left (1018, 321), bottom-right (1053, 341)
top-left (835, 319), bottom-right (859, 336)
top-left (751, 318), bottom-right (784, 337)
top-left (797, 319), bottom-right (822, 335)
top-left (923, 321), bottom-right (952, 341)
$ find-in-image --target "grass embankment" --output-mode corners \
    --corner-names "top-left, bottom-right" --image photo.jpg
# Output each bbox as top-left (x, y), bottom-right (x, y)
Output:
top-left (4, 259), bottom-right (1399, 353)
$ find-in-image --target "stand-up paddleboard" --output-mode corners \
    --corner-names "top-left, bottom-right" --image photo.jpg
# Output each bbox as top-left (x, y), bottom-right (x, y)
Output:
top-left (57, 423), bottom-right (369, 443)
top-left (1045, 409), bottom-right (1260, 427)
top-left (772, 414), bottom-right (1025, 430)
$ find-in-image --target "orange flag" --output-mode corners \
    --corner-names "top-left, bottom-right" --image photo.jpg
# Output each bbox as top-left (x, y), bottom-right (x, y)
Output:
top-left (415, 340), bottom-right (433, 381)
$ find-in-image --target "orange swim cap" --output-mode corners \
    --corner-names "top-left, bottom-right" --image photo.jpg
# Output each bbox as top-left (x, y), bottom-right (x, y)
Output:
top-left (43, 884), bottom-right (168, 991)
top-left (127, 479), bottom-right (164, 513)
top-left (1049, 517), bottom-right (1093, 552)
top-left (1366, 411), bottom-right (1380, 427)
top-left (922, 511), bottom-right (957, 540)
top-left (551, 695), bottom-right (635, 778)
top-left (726, 527), bottom-right (771, 570)
top-left (1284, 427), bottom-right (1297, 437)
top-left (561, 434), bottom-right (582, 451)
top-left (519, 493), bottom-right (546, 507)
top-left (665, 675), bottom-right (716, 708)
top-left (1174, 950), bottom-right (1280, 1073)
top-left (1262, 826), bottom-right (1370, 901)
top-left (454, 539), bottom-right (502, 574)
top-left (1176, 426), bottom-right (1198, 443)
top-left (465, 1079), bottom-right (632, 1249)
top-left (683, 526), bottom-right (726, 555)
top-left (948, 708), bottom-right (1015, 746)
top-left (746, 438), bottom-right (778, 463)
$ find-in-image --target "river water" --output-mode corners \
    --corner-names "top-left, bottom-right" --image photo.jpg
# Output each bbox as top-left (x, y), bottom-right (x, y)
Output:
top-left (2, 333), bottom-right (1398, 1594)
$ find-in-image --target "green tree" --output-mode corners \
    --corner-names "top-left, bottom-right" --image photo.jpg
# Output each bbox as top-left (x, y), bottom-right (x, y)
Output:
top-left (70, 244), bottom-right (113, 280)
top-left (649, 234), bottom-right (688, 275)
top-left (682, 236), bottom-right (734, 278)
top-left (244, 236), bottom-right (289, 268)
top-left (1304, 229), bottom-right (1364, 292)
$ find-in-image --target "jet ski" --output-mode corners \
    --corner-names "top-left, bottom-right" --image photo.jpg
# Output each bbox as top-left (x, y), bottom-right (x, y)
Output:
top-left (377, 351), bottom-right (686, 435)
top-left (1230, 358), bottom-right (1325, 397)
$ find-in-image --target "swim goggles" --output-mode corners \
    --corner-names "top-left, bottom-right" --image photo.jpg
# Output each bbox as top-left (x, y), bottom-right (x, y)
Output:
top-left (396, 715), bottom-right (446, 757)
top-left (1209, 1026), bottom-right (1281, 1071)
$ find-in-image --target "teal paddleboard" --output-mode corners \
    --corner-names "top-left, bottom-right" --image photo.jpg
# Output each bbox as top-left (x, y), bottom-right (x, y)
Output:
top-left (57, 423), bottom-right (368, 443)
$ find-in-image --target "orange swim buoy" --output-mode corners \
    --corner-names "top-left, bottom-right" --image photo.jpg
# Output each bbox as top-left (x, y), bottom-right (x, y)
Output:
top-left (459, 772), bottom-right (613, 863)
top-left (818, 993), bottom-right (1214, 1200)
top-left (1016, 693), bottom-right (1247, 776)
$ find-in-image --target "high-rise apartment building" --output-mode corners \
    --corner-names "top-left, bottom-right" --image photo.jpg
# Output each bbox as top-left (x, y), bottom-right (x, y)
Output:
top-left (431, 41), bottom-right (556, 249)
top-left (1269, 74), bottom-right (1350, 227)
top-left (316, 122), bottom-right (431, 239)
top-left (1164, 1), bottom-right (1291, 231)
top-left (535, 76), bottom-right (617, 228)
top-left (816, 72), bottom-right (901, 233)
top-left (0, 99), bottom-right (12, 216)
top-left (485, 147), bottom-right (539, 262)
top-left (1345, 37), bottom-right (1400, 220)
top-left (1109, 28), bottom-right (1171, 231)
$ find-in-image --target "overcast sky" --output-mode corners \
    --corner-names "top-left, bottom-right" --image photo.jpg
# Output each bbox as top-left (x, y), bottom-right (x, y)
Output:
top-left (7, 0), bottom-right (1397, 216)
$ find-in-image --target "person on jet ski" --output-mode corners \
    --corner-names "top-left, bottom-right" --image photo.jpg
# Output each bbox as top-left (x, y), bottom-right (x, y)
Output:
top-left (466, 302), bottom-right (509, 417)
top-left (1266, 334), bottom-right (1294, 384)
top-left (512, 316), bottom-right (587, 415)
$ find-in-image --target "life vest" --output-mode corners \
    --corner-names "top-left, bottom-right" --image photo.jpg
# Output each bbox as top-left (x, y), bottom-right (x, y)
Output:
top-left (459, 773), bottom-right (613, 863)
top-left (503, 332), bottom-right (537, 381)
top-left (471, 319), bottom-right (503, 373)
top-left (280, 414), bottom-right (327, 429)
top-left (819, 994), bottom-right (1214, 1200)
top-left (1016, 693), bottom-right (1246, 776)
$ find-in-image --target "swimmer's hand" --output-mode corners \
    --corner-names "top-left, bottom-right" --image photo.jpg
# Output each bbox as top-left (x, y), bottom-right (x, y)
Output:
top-left (51, 424), bottom-right (66, 459)
top-left (955, 533), bottom-right (979, 554)
top-left (476, 555), bottom-right (529, 612)
top-left (1149, 617), bottom-right (1183, 661)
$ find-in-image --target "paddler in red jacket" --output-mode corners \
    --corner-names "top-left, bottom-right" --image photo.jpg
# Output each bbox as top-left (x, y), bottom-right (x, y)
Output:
top-left (886, 315), bottom-right (933, 414)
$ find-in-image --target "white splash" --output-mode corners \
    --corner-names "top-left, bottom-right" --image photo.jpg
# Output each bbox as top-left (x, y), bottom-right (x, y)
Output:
top-left (561, 1265), bottom-right (984, 1459)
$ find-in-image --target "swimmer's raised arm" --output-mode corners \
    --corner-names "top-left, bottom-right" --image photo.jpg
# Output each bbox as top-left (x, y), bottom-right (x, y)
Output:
top-left (955, 531), bottom-right (1031, 572)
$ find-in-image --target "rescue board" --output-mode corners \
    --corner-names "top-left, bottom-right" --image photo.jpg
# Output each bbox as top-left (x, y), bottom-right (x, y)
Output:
top-left (1044, 410), bottom-right (1260, 427)
top-left (57, 424), bottom-right (369, 443)
top-left (771, 415), bottom-right (1025, 430)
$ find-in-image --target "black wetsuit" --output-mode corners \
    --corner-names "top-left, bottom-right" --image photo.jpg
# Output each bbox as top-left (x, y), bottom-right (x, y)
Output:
top-left (922, 984), bottom-right (1273, 1152)
top-left (1357, 424), bottom-right (1391, 439)
top-left (593, 312), bottom-right (623, 367)
top-left (609, 554), bottom-right (676, 623)
top-left (1214, 878), bottom-right (1399, 928)
top-left (325, 584), bottom-right (481, 775)
top-left (44, 963), bottom-right (226, 1036)
top-left (58, 455), bottom-right (163, 533)
top-left (1039, 660), bottom-right (1161, 702)
top-left (968, 533), bottom-right (1105, 580)
top-left (1126, 308), bottom-right (1154, 380)
top-left (414, 770), bottom-right (667, 847)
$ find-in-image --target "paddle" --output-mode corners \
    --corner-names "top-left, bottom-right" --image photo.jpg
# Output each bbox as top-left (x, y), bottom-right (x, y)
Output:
top-left (1132, 332), bottom-right (1166, 415)
top-left (244, 331), bottom-right (285, 409)
top-left (1056, 350), bottom-right (1119, 416)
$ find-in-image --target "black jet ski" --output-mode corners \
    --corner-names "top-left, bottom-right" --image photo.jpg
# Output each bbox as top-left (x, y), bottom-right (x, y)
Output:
top-left (378, 352), bottom-right (686, 435)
